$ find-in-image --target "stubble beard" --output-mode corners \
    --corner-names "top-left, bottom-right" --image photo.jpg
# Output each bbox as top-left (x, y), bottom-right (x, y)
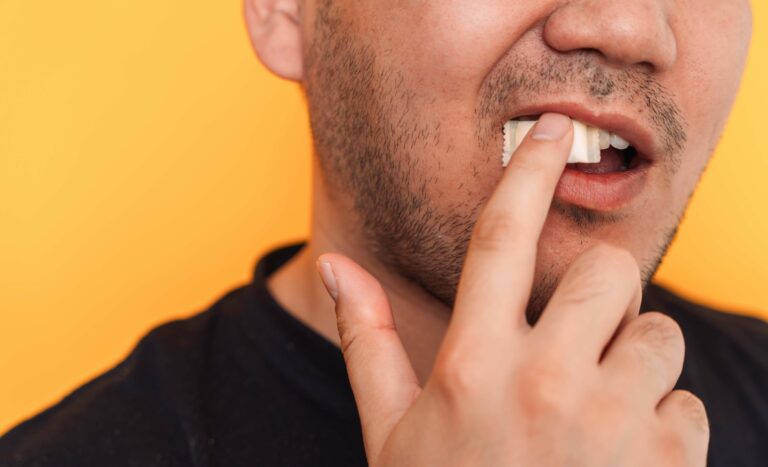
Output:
top-left (303, 1), bottom-right (688, 324)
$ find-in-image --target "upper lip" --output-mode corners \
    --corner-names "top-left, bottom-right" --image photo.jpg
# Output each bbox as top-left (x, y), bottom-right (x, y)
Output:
top-left (504, 101), bottom-right (659, 163)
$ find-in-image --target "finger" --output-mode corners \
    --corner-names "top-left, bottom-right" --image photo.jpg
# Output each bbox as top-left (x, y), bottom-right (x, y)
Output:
top-left (316, 253), bottom-right (422, 461)
top-left (656, 390), bottom-right (710, 466)
top-left (448, 113), bottom-right (573, 349)
top-left (532, 244), bottom-right (643, 364)
top-left (600, 311), bottom-right (685, 404)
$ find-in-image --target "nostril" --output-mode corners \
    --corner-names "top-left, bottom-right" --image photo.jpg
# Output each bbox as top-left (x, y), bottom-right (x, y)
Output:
top-left (636, 61), bottom-right (655, 74)
top-left (583, 47), bottom-right (602, 57)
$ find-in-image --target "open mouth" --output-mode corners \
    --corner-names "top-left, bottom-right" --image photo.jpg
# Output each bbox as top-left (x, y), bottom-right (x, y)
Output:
top-left (569, 145), bottom-right (645, 174)
top-left (502, 114), bottom-right (653, 211)
top-left (503, 114), bottom-right (651, 175)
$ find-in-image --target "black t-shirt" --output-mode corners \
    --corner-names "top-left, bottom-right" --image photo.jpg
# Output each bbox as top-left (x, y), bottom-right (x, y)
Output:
top-left (2, 242), bottom-right (767, 466)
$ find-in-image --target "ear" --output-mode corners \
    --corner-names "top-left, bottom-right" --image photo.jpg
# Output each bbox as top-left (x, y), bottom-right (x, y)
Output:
top-left (243, 0), bottom-right (303, 81)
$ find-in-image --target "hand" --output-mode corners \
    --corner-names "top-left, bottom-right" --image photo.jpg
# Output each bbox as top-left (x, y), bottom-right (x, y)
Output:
top-left (316, 113), bottom-right (709, 466)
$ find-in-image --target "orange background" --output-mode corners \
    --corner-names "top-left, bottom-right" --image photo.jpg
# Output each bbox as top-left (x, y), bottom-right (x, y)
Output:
top-left (1, 1), bottom-right (766, 433)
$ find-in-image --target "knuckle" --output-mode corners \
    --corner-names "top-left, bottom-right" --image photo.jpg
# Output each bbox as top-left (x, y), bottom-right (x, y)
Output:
top-left (625, 312), bottom-right (685, 374)
top-left (558, 261), bottom-right (612, 306)
top-left (602, 247), bottom-right (640, 284)
top-left (578, 244), bottom-right (640, 284)
top-left (515, 357), bottom-right (573, 418)
top-left (638, 311), bottom-right (685, 351)
top-left (635, 312), bottom-right (685, 361)
top-left (673, 390), bottom-right (710, 434)
top-left (431, 350), bottom-right (479, 402)
top-left (631, 312), bottom-right (685, 350)
top-left (560, 245), bottom-right (639, 303)
top-left (338, 328), bottom-right (359, 356)
top-left (654, 391), bottom-right (710, 465)
top-left (335, 317), bottom-right (359, 356)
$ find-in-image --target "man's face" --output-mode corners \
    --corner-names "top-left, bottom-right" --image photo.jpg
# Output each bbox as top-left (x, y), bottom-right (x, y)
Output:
top-left (302, 0), bottom-right (752, 321)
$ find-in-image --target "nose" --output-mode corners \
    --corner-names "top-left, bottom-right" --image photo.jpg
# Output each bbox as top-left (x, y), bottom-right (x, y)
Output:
top-left (543, 0), bottom-right (677, 72)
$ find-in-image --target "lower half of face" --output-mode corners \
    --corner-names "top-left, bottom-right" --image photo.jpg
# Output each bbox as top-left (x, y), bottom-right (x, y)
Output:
top-left (303, 1), bottom-right (750, 322)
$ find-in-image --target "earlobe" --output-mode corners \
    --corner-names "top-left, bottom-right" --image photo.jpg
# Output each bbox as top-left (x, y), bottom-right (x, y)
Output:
top-left (244, 0), bottom-right (303, 81)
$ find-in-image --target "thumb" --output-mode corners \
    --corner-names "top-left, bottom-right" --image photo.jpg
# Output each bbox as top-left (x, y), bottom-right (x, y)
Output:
top-left (316, 253), bottom-right (422, 460)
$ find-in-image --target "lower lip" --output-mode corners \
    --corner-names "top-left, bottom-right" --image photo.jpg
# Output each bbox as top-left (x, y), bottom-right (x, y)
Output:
top-left (554, 161), bottom-right (651, 211)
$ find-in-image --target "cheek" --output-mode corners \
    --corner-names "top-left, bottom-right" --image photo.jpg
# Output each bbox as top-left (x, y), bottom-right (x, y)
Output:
top-left (343, 1), bottom-right (541, 215)
top-left (656, 0), bottom-right (751, 216)
top-left (355, 0), bottom-right (547, 97)
top-left (669, 0), bottom-right (752, 148)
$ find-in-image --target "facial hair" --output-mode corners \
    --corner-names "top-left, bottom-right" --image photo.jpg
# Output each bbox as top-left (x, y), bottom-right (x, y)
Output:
top-left (303, 1), bottom-right (688, 323)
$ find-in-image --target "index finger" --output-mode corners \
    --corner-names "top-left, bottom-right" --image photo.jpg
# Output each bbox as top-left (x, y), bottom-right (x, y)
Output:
top-left (446, 113), bottom-right (573, 348)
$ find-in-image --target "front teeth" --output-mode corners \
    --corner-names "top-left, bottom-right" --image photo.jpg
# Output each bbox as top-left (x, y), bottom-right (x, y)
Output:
top-left (502, 118), bottom-right (632, 167)
top-left (610, 133), bottom-right (630, 150)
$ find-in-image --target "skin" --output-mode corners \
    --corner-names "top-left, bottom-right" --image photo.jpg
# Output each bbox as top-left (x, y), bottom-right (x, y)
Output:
top-left (244, 0), bottom-right (752, 464)
top-left (321, 115), bottom-right (709, 465)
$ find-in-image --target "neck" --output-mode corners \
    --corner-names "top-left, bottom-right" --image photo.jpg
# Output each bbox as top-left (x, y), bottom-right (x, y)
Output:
top-left (267, 158), bottom-right (450, 384)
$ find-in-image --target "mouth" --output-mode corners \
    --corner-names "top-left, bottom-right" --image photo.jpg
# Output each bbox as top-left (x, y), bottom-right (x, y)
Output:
top-left (502, 105), bottom-right (657, 212)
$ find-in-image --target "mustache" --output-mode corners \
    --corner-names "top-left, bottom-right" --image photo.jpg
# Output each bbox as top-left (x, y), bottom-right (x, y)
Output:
top-left (476, 50), bottom-right (687, 172)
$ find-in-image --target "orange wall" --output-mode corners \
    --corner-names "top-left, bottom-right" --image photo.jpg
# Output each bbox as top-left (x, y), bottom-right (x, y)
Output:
top-left (1, 1), bottom-right (766, 433)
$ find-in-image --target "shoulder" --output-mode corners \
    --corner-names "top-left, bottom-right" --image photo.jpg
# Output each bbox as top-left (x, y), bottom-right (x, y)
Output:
top-left (0, 284), bottom-right (251, 467)
top-left (643, 283), bottom-right (768, 381)
top-left (644, 283), bottom-right (768, 343)
top-left (643, 285), bottom-right (768, 463)
top-left (0, 316), bottom-right (211, 466)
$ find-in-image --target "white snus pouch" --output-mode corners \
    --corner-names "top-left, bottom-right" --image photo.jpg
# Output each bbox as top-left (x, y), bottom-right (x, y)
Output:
top-left (502, 118), bottom-right (610, 167)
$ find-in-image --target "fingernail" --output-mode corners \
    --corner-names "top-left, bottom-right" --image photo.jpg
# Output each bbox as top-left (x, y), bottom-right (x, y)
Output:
top-left (531, 113), bottom-right (571, 141)
top-left (316, 260), bottom-right (338, 301)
